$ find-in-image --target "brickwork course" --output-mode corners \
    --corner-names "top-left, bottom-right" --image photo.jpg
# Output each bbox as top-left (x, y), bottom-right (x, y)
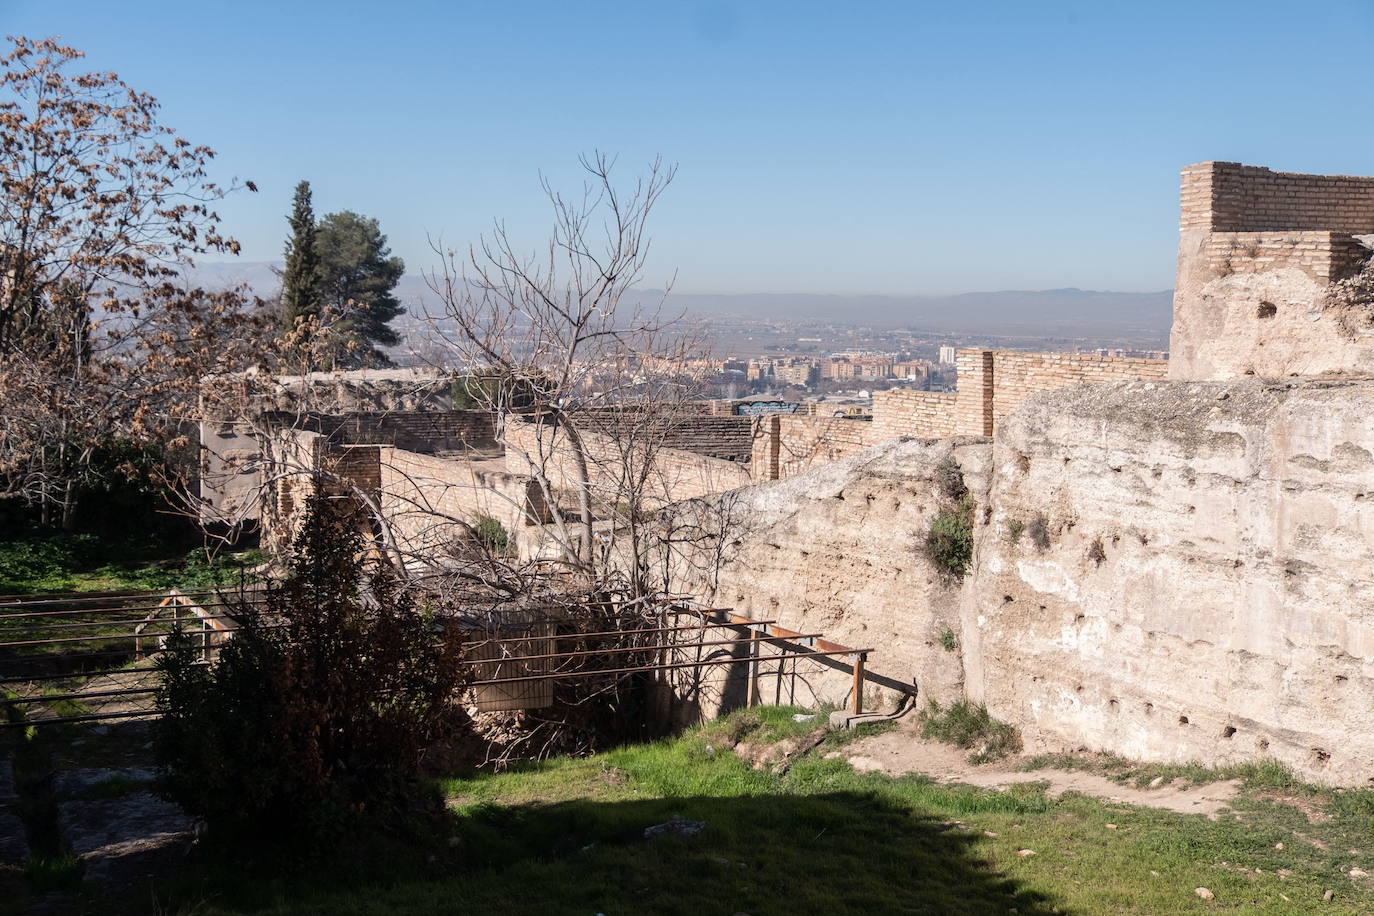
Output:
top-left (1171, 161), bottom-right (1374, 380)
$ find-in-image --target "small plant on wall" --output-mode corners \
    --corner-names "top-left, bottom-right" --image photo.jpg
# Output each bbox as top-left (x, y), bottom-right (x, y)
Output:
top-left (925, 455), bottom-right (974, 579)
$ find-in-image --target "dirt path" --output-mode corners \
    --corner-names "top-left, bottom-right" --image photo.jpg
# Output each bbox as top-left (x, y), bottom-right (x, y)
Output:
top-left (838, 719), bottom-right (1240, 818)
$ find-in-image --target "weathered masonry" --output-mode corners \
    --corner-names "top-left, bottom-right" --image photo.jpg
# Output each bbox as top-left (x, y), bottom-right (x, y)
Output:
top-left (1171, 161), bottom-right (1374, 380)
top-left (751, 349), bottom-right (1166, 481)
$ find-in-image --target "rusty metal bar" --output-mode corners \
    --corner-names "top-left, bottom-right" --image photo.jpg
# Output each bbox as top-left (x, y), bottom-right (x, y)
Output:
top-left (0, 685), bottom-right (159, 706)
top-left (0, 709), bottom-right (155, 728)
top-left (0, 589), bottom-right (260, 608)
top-left (4, 612), bottom-right (253, 634)
top-left (0, 599), bottom-right (268, 621)
top-left (464, 632), bottom-right (823, 669)
top-left (468, 646), bottom-right (874, 687)
top-left (0, 665), bottom-right (194, 686)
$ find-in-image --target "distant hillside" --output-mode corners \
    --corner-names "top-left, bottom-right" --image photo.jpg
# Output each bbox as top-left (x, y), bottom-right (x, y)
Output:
top-left (186, 262), bottom-right (1172, 339)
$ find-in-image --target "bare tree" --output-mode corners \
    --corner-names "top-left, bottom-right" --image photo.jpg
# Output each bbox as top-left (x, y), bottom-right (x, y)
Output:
top-left (0, 36), bottom-right (261, 527)
top-left (421, 153), bottom-right (716, 597)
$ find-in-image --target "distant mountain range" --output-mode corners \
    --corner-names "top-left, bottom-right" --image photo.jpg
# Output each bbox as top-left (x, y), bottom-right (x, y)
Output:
top-left (186, 262), bottom-right (1172, 340)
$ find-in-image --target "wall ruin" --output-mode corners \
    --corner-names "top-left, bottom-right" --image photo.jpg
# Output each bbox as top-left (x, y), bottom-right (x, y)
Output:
top-left (963, 379), bottom-right (1374, 785)
top-left (1171, 162), bottom-right (1374, 380)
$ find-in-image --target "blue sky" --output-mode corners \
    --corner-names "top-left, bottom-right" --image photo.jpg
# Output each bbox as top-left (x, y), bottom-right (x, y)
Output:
top-left (3, 1), bottom-right (1372, 295)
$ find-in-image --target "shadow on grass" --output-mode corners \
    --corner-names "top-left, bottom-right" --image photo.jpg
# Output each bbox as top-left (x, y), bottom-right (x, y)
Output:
top-left (159, 792), bottom-right (1064, 916)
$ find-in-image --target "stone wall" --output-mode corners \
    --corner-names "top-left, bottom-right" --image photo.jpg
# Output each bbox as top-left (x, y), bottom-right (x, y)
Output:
top-left (755, 350), bottom-right (1164, 482)
top-left (986, 351), bottom-right (1168, 426)
top-left (504, 417), bottom-right (754, 506)
top-left (750, 414), bottom-right (875, 482)
top-left (1171, 162), bottom-right (1374, 381)
top-left (963, 379), bottom-right (1374, 785)
top-left (377, 448), bottom-right (549, 559)
top-left (654, 437), bottom-right (992, 719)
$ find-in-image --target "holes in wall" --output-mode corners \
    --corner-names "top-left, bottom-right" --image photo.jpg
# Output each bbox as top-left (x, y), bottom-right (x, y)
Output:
top-left (1311, 748), bottom-right (1331, 768)
top-left (1015, 452), bottom-right (1030, 474)
top-left (1074, 613), bottom-right (1086, 624)
top-left (1257, 738), bottom-right (1269, 752)
top-left (1221, 726), bottom-right (1237, 739)
top-left (1178, 715), bottom-right (1190, 726)
top-left (1144, 702), bottom-right (1154, 716)
top-left (1002, 595), bottom-right (1015, 604)
top-left (1335, 674), bottom-right (1349, 685)
top-left (1108, 699), bottom-right (1120, 713)
top-left (1256, 301), bottom-right (1278, 319)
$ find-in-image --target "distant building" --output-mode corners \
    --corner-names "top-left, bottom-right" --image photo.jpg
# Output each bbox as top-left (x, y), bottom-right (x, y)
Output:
top-left (774, 362), bottom-right (817, 387)
top-left (938, 346), bottom-right (957, 364)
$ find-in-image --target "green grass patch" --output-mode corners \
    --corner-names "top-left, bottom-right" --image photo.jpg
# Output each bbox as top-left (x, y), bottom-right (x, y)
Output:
top-left (23, 855), bottom-right (83, 893)
top-left (80, 706), bottom-right (1374, 915)
top-left (919, 699), bottom-right (1022, 763)
top-left (0, 532), bottom-right (261, 596)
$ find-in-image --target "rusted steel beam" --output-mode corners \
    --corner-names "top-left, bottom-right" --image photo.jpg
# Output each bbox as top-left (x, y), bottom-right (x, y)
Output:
top-left (464, 632), bottom-right (823, 668)
top-left (468, 646), bottom-right (874, 687)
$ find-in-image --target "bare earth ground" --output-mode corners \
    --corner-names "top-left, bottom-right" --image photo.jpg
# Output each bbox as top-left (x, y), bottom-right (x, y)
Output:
top-left (837, 716), bottom-right (1242, 818)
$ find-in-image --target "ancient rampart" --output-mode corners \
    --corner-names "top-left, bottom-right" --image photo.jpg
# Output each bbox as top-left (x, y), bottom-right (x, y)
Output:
top-left (503, 416), bottom-right (754, 507)
top-left (1171, 161), bottom-right (1374, 379)
top-left (754, 350), bottom-right (1165, 481)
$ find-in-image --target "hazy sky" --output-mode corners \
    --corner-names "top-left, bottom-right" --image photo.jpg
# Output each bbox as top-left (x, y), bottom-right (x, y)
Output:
top-left (4, 1), bottom-right (1372, 295)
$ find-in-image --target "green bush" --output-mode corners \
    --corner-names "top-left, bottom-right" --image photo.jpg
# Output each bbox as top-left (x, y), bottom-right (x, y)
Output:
top-left (919, 699), bottom-right (1022, 763)
top-left (937, 625), bottom-right (958, 652)
top-left (155, 490), bottom-right (469, 850)
top-left (925, 499), bottom-right (973, 578)
top-left (472, 515), bottom-right (511, 554)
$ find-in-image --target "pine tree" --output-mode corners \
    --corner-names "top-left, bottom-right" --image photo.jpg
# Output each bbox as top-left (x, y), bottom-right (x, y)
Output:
top-left (279, 180), bottom-right (321, 335)
top-left (316, 210), bottom-right (406, 366)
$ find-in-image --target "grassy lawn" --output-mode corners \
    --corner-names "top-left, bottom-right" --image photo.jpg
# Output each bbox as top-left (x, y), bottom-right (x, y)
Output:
top-left (145, 707), bottom-right (1374, 916)
top-left (0, 532), bottom-right (260, 596)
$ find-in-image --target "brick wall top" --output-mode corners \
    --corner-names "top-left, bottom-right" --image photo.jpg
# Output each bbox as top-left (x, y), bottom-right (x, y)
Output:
top-left (264, 410), bottom-right (498, 455)
top-left (516, 414), bottom-right (757, 464)
top-left (1181, 161), bottom-right (1374, 234)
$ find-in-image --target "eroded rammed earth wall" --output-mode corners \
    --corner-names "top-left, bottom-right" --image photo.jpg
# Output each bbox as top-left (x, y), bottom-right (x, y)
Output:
top-left (964, 380), bottom-right (1374, 784)
top-left (658, 437), bottom-right (993, 717)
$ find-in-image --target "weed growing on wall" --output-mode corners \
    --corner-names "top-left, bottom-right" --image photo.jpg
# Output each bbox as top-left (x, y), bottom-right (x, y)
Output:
top-left (925, 455), bottom-right (974, 579)
top-left (1026, 514), bottom-right (1051, 551)
top-left (937, 625), bottom-right (958, 652)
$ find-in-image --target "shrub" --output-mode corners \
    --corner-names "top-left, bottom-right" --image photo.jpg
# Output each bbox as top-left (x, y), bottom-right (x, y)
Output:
top-left (1005, 518), bottom-right (1025, 544)
top-left (934, 455), bottom-right (968, 502)
top-left (155, 490), bottom-right (469, 850)
top-left (925, 498), bottom-right (974, 579)
top-left (472, 514), bottom-right (511, 554)
top-left (937, 625), bottom-right (958, 652)
top-left (919, 699), bottom-right (1022, 764)
top-left (1026, 514), bottom-right (1051, 551)
top-left (1086, 537), bottom-right (1106, 566)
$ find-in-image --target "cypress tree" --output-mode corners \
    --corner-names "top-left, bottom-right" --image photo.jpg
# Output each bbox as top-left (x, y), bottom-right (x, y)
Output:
top-left (279, 180), bottom-right (321, 335)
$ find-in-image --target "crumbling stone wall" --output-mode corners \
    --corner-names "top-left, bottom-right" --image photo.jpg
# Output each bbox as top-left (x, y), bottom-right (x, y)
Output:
top-left (503, 416), bottom-right (754, 507)
top-left (377, 448), bottom-right (549, 560)
top-left (1171, 161), bottom-right (1374, 380)
top-left (654, 436), bottom-right (992, 719)
top-left (964, 379), bottom-right (1374, 785)
top-left (755, 351), bottom-right (1164, 483)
